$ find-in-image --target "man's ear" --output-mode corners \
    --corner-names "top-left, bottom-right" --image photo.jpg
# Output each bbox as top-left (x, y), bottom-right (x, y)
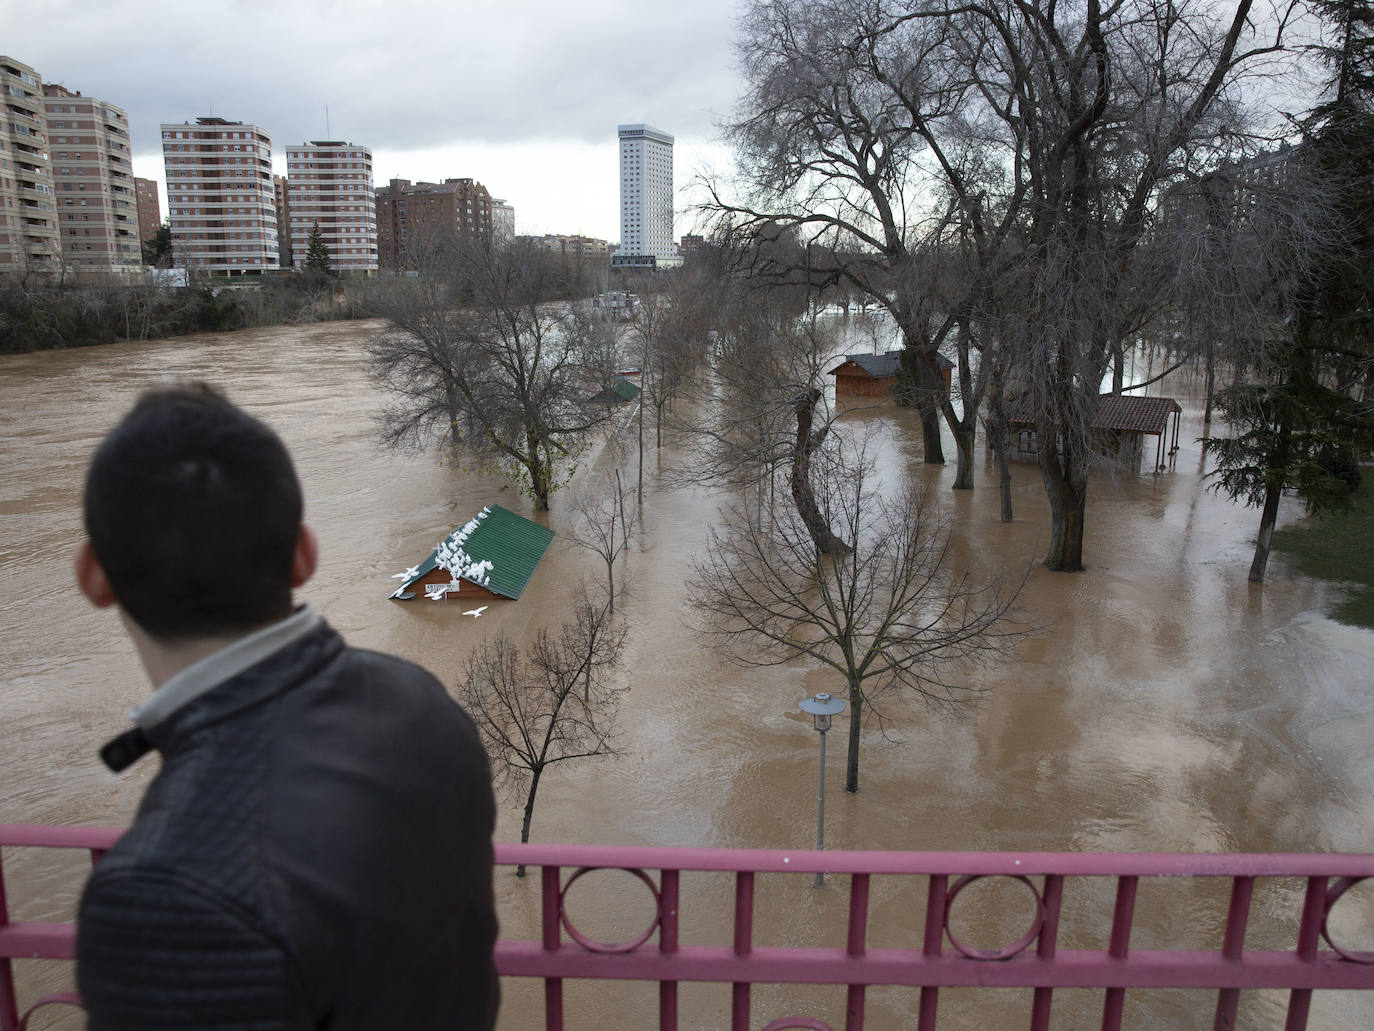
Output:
top-left (74, 540), bottom-right (118, 609)
top-left (291, 524), bottom-right (318, 588)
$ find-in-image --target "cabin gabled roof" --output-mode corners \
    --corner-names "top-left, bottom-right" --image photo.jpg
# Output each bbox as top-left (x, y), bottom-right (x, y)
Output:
top-left (827, 349), bottom-right (954, 380)
top-left (588, 377), bottom-right (641, 404)
top-left (390, 504), bottom-right (555, 600)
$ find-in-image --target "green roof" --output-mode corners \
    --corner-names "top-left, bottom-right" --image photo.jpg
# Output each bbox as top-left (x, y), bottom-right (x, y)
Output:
top-left (392, 504), bottom-right (555, 600)
top-left (589, 377), bottom-right (641, 404)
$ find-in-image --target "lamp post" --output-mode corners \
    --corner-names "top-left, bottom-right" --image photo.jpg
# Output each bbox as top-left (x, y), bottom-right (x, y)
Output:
top-left (798, 691), bottom-right (846, 888)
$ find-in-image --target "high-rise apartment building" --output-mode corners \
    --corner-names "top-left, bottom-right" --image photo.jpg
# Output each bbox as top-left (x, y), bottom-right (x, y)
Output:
top-left (134, 177), bottom-right (161, 247)
top-left (285, 141), bottom-right (376, 272)
top-left (161, 116), bottom-right (278, 273)
top-left (44, 84), bottom-right (140, 275)
top-left (0, 56), bottom-right (59, 276)
top-left (616, 124), bottom-right (674, 266)
top-left (375, 177), bottom-right (492, 270)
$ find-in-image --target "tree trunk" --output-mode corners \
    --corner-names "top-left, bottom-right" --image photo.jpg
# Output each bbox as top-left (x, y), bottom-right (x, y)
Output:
top-left (1204, 345), bottom-right (1216, 425)
top-left (1111, 343), bottom-right (1125, 394)
top-left (517, 767), bottom-right (544, 878)
top-left (993, 429), bottom-right (1014, 523)
top-left (952, 423), bottom-right (976, 490)
top-left (792, 389), bottom-right (848, 555)
top-left (844, 682), bottom-right (862, 794)
top-left (1249, 481), bottom-right (1282, 584)
top-left (1038, 429), bottom-right (1087, 572)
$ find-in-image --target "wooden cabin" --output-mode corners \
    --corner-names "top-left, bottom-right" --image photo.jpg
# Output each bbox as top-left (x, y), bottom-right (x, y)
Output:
top-left (827, 350), bottom-right (954, 400)
top-left (389, 504), bottom-right (555, 603)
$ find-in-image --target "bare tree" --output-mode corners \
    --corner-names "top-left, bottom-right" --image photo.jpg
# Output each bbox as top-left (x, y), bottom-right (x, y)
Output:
top-left (457, 588), bottom-right (626, 876)
top-left (568, 469), bottom-right (639, 608)
top-left (690, 438), bottom-right (1027, 793)
top-left (368, 235), bottom-right (610, 510)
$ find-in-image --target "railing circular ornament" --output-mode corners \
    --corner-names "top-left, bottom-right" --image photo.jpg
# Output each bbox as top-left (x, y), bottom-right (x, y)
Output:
top-left (18, 993), bottom-right (85, 1031)
top-left (559, 865), bottom-right (662, 954)
top-left (1321, 876), bottom-right (1374, 964)
top-left (759, 1019), bottom-right (835, 1031)
top-left (943, 874), bottom-right (1046, 960)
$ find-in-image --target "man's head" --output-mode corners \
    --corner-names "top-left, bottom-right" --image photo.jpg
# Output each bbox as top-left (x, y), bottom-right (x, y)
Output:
top-left (78, 383), bottom-right (314, 640)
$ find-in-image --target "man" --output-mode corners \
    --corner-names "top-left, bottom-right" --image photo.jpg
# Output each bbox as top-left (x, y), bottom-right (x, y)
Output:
top-left (74, 383), bottom-right (500, 1030)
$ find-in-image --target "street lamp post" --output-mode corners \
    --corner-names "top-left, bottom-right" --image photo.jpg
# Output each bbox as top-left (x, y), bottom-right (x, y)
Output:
top-left (798, 691), bottom-right (847, 888)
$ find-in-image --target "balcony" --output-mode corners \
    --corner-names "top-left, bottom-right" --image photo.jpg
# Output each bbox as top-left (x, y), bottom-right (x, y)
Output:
top-left (2, 824), bottom-right (1372, 1031)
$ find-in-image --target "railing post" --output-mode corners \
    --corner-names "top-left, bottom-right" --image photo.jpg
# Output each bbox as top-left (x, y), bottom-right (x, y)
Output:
top-left (918, 874), bottom-right (947, 1031)
top-left (846, 874), bottom-right (869, 1031)
top-left (1284, 876), bottom-right (1327, 1031)
top-left (1030, 874), bottom-right (1064, 1031)
top-left (541, 864), bottom-right (563, 1031)
top-left (1213, 875), bottom-right (1254, 1031)
top-left (731, 871), bottom-right (754, 1031)
top-left (1, 854), bottom-right (17, 1031)
top-left (1101, 875), bottom-right (1138, 1031)
top-left (659, 867), bottom-right (679, 1031)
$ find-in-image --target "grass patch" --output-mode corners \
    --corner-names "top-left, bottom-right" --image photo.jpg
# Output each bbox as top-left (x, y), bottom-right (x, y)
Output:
top-left (1272, 486), bottom-right (1374, 628)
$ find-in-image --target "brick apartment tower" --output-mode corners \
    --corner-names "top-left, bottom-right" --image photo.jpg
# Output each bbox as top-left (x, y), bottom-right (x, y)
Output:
top-left (272, 174), bottom-right (292, 268)
top-left (43, 84), bottom-right (140, 276)
top-left (134, 177), bottom-right (161, 248)
top-left (374, 178), bottom-right (491, 270)
top-left (286, 141), bottom-right (377, 271)
top-left (0, 56), bottom-right (59, 276)
top-left (160, 117), bottom-right (279, 273)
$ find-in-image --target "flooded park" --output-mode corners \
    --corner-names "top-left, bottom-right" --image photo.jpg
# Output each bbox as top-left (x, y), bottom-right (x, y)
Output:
top-left (2, 318), bottom-right (1372, 1029)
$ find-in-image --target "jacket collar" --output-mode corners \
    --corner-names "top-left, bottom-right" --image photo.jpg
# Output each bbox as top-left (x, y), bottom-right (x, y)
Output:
top-left (99, 611), bottom-right (342, 773)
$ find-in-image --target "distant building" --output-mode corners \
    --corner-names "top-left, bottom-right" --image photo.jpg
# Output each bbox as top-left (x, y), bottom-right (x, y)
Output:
top-left (616, 124), bottom-right (674, 267)
top-left (272, 174), bottom-right (292, 268)
top-left (42, 84), bottom-right (140, 277)
top-left (491, 197), bottom-right (515, 246)
top-left (679, 234), bottom-right (706, 261)
top-left (134, 177), bottom-right (161, 249)
top-left (520, 234), bottom-right (609, 260)
top-left (285, 141), bottom-right (376, 272)
top-left (375, 177), bottom-right (492, 270)
top-left (0, 56), bottom-right (59, 276)
top-left (161, 116), bottom-right (279, 273)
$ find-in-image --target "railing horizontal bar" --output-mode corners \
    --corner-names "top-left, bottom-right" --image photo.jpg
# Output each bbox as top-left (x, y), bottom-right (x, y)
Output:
top-left (0, 924), bottom-right (77, 961)
top-left (492, 943), bottom-right (1374, 991)
top-left (5, 826), bottom-right (1374, 879)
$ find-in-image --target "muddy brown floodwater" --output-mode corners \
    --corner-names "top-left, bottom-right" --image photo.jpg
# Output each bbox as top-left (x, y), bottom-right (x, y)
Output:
top-left (2, 320), bottom-right (1372, 1030)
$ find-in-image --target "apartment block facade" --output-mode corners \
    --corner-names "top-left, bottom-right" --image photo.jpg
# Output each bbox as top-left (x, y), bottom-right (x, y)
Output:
top-left (272, 174), bottom-right (292, 268)
top-left (134, 176), bottom-right (161, 247)
top-left (0, 56), bottom-right (59, 276)
top-left (285, 141), bottom-right (376, 272)
top-left (522, 234), bottom-right (609, 260)
top-left (617, 124), bottom-right (674, 266)
top-left (375, 177), bottom-right (491, 270)
top-left (44, 84), bottom-right (140, 275)
top-left (161, 116), bottom-right (278, 272)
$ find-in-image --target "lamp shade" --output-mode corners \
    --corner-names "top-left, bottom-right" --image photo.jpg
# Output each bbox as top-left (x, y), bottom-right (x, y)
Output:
top-left (799, 691), bottom-right (846, 732)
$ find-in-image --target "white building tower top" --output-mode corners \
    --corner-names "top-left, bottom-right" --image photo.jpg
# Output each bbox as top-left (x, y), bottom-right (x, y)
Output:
top-left (616, 123), bottom-right (674, 267)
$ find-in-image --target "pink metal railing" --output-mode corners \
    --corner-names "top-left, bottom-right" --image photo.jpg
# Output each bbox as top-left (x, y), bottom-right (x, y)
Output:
top-left (2, 824), bottom-right (1372, 1031)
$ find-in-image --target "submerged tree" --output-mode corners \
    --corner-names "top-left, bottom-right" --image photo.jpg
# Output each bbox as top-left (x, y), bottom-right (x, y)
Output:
top-left (690, 440), bottom-right (1026, 793)
top-left (712, 0), bottom-right (1300, 570)
top-left (368, 236), bottom-right (611, 509)
top-left (458, 588), bottom-right (626, 875)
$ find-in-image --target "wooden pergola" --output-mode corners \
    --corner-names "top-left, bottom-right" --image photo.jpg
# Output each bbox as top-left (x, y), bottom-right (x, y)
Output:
top-left (1003, 394), bottom-right (1183, 473)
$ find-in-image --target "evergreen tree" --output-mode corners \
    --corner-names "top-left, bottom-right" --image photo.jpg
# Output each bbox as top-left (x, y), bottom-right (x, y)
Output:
top-left (305, 221), bottom-right (332, 275)
top-left (1205, 0), bottom-right (1374, 582)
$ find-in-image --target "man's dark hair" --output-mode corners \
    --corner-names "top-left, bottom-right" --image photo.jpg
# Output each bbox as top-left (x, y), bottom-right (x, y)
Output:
top-left (83, 383), bottom-right (303, 639)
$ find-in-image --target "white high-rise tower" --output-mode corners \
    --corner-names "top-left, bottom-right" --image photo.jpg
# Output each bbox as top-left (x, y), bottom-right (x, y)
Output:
top-left (616, 124), bottom-right (673, 266)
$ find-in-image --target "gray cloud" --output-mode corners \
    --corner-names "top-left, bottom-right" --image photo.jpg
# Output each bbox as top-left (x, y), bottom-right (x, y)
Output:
top-left (10, 0), bottom-right (744, 162)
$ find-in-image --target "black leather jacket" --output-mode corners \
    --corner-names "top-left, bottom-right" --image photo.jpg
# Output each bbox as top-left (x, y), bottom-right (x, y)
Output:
top-left (77, 622), bottom-right (500, 1030)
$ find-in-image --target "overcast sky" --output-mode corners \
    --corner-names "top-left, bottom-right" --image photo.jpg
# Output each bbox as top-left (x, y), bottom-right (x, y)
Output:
top-left (8, 0), bottom-right (747, 242)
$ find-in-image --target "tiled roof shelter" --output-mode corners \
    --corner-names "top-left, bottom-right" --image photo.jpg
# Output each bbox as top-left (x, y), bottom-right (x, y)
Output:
top-left (1004, 393), bottom-right (1183, 473)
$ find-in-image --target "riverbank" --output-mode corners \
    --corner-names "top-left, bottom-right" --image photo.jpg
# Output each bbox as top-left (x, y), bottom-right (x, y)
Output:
top-left (0, 275), bottom-right (372, 354)
top-left (1274, 487), bottom-right (1374, 628)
